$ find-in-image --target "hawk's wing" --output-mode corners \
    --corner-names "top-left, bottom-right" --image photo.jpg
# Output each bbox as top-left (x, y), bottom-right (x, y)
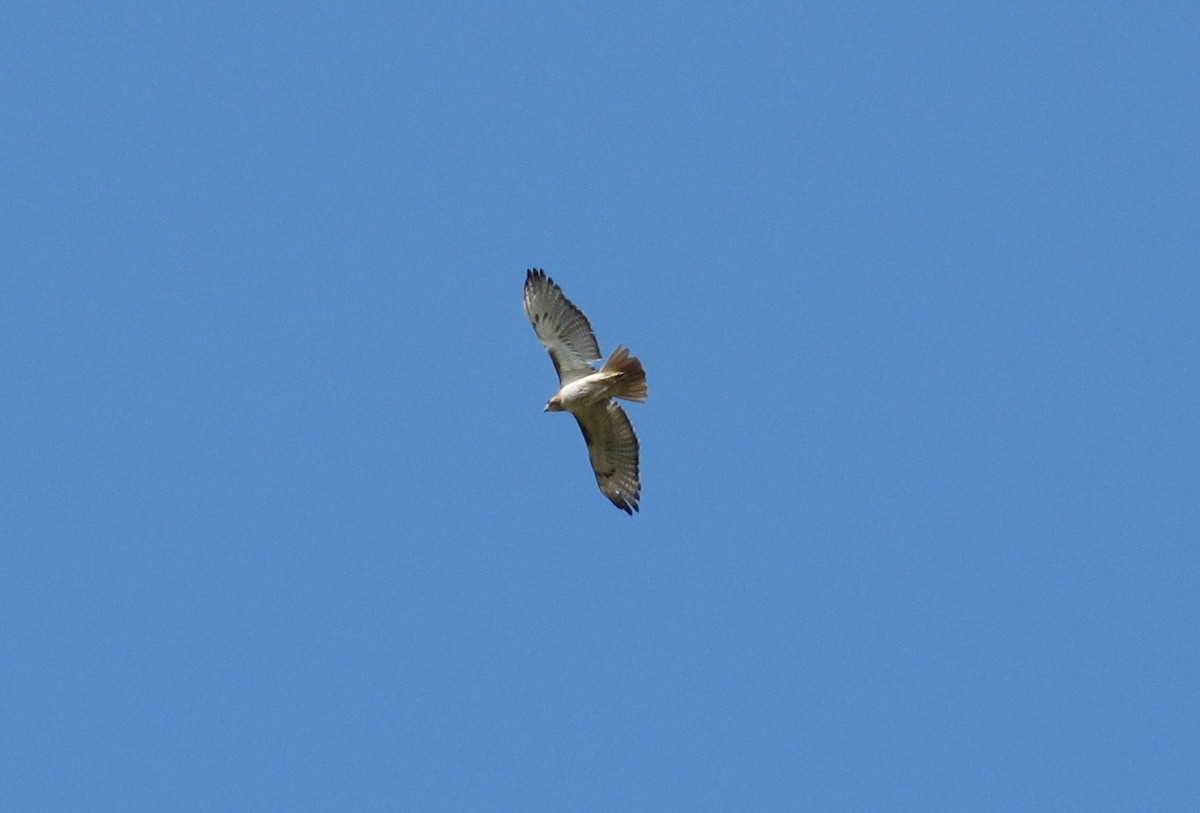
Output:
top-left (524, 269), bottom-right (602, 384)
top-left (574, 401), bottom-right (641, 514)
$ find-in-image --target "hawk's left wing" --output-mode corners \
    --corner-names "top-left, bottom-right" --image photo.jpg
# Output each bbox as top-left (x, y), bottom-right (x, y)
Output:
top-left (574, 401), bottom-right (641, 514)
top-left (524, 269), bottom-right (602, 384)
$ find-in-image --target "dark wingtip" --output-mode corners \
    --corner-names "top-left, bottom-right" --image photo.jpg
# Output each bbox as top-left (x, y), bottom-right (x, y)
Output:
top-left (611, 496), bottom-right (638, 515)
top-left (526, 268), bottom-right (554, 288)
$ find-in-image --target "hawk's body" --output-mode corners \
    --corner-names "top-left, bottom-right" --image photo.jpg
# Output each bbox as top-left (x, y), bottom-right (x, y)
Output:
top-left (523, 269), bottom-right (647, 514)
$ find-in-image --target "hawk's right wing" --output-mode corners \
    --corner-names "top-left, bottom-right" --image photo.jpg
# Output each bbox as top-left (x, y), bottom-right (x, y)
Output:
top-left (524, 269), bottom-right (602, 384)
top-left (574, 401), bottom-right (641, 514)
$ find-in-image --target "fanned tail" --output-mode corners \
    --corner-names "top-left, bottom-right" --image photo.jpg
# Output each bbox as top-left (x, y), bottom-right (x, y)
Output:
top-left (600, 346), bottom-right (648, 403)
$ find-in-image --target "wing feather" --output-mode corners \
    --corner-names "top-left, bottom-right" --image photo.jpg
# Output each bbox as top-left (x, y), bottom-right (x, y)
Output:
top-left (574, 402), bottom-right (641, 514)
top-left (524, 269), bottom-right (601, 383)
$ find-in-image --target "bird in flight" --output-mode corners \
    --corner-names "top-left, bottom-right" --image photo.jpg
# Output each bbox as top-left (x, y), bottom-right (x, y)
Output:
top-left (523, 269), bottom-right (648, 514)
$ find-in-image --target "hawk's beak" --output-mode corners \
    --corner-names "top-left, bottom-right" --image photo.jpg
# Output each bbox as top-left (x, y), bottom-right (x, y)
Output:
top-left (544, 403), bottom-right (551, 412)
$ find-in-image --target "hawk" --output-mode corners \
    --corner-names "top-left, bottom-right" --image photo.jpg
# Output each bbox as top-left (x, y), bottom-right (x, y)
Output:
top-left (523, 269), bottom-right (648, 514)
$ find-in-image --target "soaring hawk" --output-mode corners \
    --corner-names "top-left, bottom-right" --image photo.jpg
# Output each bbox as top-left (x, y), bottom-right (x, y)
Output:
top-left (523, 269), bottom-right (647, 514)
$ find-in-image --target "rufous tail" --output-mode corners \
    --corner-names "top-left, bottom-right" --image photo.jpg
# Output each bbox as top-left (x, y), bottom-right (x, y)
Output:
top-left (601, 345), bottom-right (648, 403)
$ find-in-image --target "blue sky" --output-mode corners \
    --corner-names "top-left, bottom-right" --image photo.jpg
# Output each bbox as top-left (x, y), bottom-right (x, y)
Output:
top-left (3, 2), bottom-right (1197, 809)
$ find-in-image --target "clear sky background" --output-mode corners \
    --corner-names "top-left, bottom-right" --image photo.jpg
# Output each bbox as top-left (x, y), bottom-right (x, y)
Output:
top-left (3, 2), bottom-right (1197, 810)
